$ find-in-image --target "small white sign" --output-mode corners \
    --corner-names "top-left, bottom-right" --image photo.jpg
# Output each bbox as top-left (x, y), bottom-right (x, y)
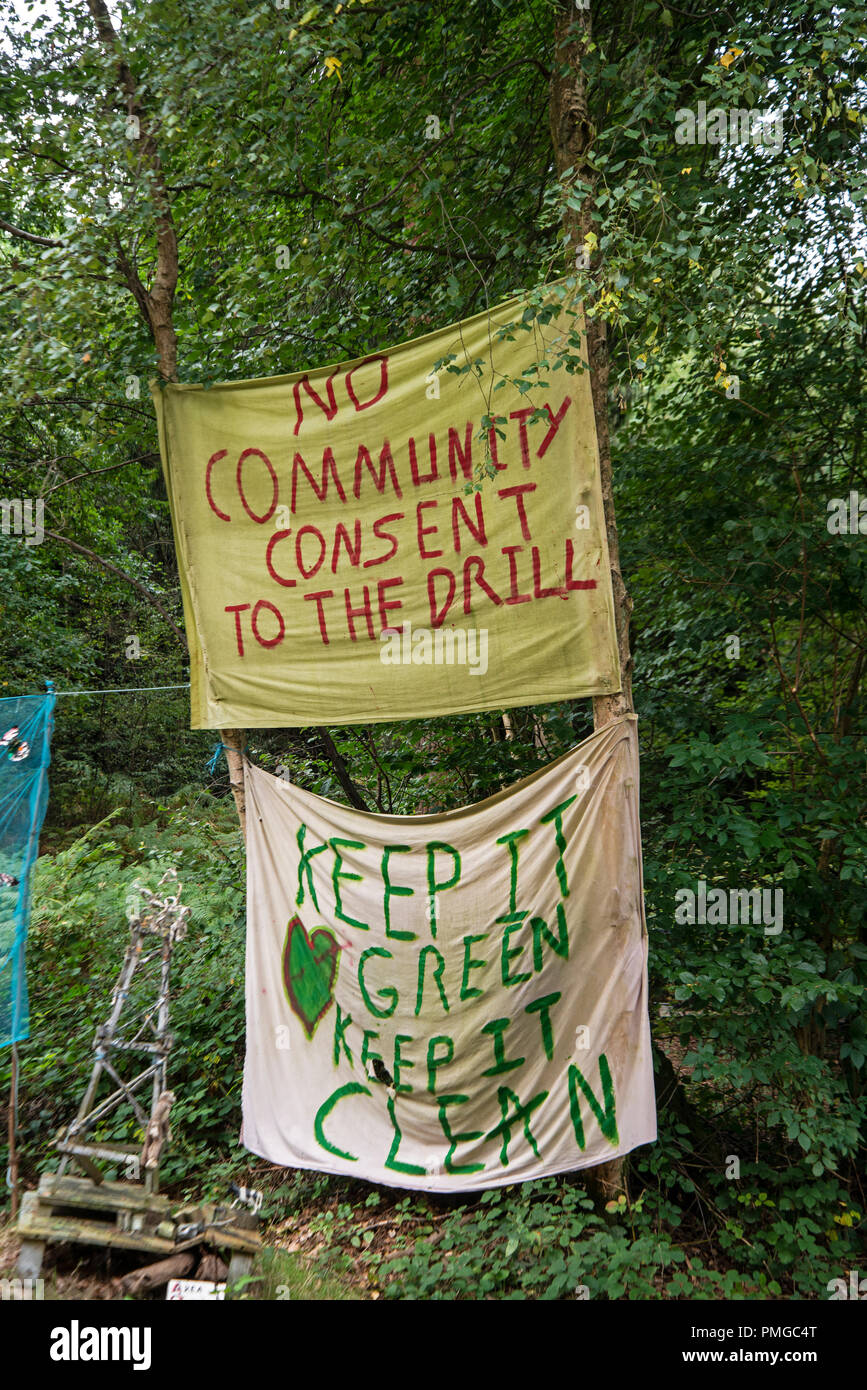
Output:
top-left (166, 1279), bottom-right (226, 1301)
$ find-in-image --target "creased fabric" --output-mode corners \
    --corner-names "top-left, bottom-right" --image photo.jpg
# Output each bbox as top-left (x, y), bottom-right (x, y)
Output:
top-left (241, 715), bottom-right (656, 1190)
top-left (152, 291), bottom-right (621, 728)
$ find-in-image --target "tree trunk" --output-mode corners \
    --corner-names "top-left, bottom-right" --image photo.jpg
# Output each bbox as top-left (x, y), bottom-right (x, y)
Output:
top-left (221, 728), bottom-right (248, 842)
top-left (317, 729), bottom-right (371, 811)
top-left (86, 0), bottom-right (248, 845)
top-left (550, 0), bottom-right (635, 1203)
top-left (115, 1251), bottom-right (195, 1296)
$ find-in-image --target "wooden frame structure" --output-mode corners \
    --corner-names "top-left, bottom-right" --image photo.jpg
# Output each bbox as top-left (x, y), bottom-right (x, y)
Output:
top-left (15, 873), bottom-right (260, 1289)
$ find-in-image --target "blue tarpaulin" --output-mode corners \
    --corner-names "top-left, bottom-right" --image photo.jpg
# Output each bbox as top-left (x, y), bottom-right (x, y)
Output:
top-left (0, 688), bottom-right (55, 1047)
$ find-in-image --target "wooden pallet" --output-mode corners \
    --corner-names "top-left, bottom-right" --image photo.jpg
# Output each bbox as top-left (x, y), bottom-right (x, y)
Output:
top-left (16, 1173), bottom-right (261, 1283)
top-left (15, 882), bottom-right (261, 1291)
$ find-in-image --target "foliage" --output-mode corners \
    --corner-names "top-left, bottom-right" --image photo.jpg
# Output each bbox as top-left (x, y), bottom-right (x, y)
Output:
top-left (284, 1160), bottom-right (862, 1300)
top-left (0, 0), bottom-right (864, 1299)
top-left (0, 793), bottom-right (247, 1190)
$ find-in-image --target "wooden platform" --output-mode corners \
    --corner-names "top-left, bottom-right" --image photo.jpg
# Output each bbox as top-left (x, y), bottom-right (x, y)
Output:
top-left (16, 1173), bottom-right (262, 1281)
top-left (19, 1175), bottom-right (175, 1256)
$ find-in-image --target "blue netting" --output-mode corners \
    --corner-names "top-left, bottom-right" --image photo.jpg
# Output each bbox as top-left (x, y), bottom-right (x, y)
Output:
top-left (0, 689), bottom-right (55, 1047)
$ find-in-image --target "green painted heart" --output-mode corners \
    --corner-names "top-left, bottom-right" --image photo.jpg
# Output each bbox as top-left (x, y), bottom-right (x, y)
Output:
top-left (282, 915), bottom-right (341, 1039)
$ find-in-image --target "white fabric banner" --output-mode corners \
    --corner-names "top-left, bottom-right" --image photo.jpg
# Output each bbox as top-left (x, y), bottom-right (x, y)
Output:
top-left (241, 716), bottom-right (656, 1190)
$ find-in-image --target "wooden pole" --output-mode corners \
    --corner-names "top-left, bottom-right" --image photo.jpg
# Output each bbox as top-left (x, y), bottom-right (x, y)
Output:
top-left (550, 0), bottom-right (633, 1203)
top-left (220, 728), bottom-right (247, 844)
top-left (58, 930), bottom-right (142, 1177)
top-left (8, 1043), bottom-right (19, 1221)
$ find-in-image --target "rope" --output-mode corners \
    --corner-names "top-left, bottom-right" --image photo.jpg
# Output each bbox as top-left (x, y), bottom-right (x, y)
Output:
top-left (55, 683), bottom-right (191, 697)
top-left (207, 741), bottom-right (247, 773)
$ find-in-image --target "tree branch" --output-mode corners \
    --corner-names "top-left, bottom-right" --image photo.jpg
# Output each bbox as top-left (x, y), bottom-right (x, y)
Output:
top-left (44, 453), bottom-right (157, 495)
top-left (45, 528), bottom-right (187, 649)
top-left (0, 216), bottom-right (61, 247)
top-left (316, 729), bottom-right (371, 812)
top-left (85, 0), bottom-right (179, 380)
